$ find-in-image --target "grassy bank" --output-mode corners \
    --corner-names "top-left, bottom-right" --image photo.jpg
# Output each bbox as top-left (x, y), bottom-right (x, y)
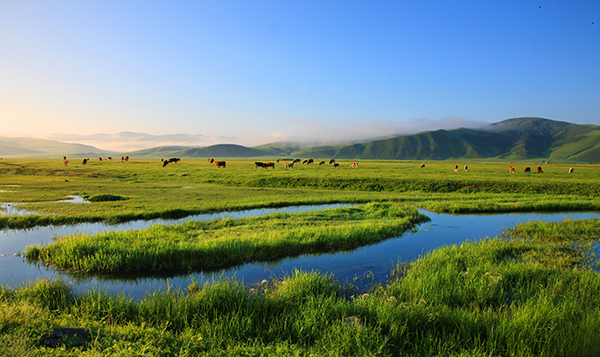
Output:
top-left (4, 218), bottom-right (600, 356)
top-left (24, 202), bottom-right (428, 273)
top-left (2, 159), bottom-right (599, 229)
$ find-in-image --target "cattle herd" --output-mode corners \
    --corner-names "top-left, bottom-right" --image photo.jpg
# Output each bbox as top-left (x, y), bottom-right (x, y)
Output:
top-left (59, 156), bottom-right (577, 175)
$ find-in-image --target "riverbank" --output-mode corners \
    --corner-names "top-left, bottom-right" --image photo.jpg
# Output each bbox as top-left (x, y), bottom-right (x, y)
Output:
top-left (3, 218), bottom-right (600, 356)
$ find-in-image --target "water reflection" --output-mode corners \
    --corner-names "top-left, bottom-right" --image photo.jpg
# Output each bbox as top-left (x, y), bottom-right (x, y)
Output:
top-left (1, 207), bottom-right (599, 299)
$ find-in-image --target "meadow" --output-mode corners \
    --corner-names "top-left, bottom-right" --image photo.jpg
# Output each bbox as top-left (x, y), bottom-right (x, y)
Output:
top-left (1, 158), bottom-right (600, 355)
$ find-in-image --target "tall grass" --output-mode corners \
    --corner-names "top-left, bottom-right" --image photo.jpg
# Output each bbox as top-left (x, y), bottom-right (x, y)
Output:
top-left (4, 215), bottom-right (600, 356)
top-left (24, 202), bottom-right (428, 273)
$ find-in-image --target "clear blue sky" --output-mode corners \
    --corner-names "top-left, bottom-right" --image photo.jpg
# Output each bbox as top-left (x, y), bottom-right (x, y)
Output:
top-left (1, 1), bottom-right (598, 149)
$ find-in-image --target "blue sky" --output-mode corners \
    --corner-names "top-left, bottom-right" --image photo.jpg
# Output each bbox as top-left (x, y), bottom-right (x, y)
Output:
top-left (1, 1), bottom-right (598, 150)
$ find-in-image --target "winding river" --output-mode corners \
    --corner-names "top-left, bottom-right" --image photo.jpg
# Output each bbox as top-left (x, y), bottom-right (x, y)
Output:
top-left (1, 204), bottom-right (599, 299)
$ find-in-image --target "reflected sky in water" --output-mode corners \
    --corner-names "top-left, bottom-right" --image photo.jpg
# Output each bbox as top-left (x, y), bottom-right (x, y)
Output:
top-left (1, 206), bottom-right (598, 299)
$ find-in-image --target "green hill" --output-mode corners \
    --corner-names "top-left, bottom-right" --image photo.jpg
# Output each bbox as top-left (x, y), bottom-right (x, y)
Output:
top-left (0, 137), bottom-right (109, 158)
top-left (330, 117), bottom-right (600, 163)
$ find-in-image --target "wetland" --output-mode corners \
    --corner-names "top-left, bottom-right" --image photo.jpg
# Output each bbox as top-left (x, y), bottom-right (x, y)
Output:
top-left (1, 158), bottom-right (600, 356)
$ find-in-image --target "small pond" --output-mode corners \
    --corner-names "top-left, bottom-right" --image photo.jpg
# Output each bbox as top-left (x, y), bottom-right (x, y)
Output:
top-left (1, 205), bottom-right (599, 299)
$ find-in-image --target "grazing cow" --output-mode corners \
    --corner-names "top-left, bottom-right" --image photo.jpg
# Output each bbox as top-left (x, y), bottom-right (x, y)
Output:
top-left (98, 157), bottom-right (103, 161)
top-left (108, 157), bottom-right (112, 160)
top-left (63, 156), bottom-right (67, 161)
top-left (333, 163), bottom-right (339, 168)
top-left (265, 162), bottom-right (275, 169)
top-left (464, 165), bottom-right (468, 172)
top-left (284, 162), bottom-right (294, 169)
top-left (420, 164), bottom-right (425, 168)
top-left (163, 160), bottom-right (170, 167)
top-left (509, 166), bottom-right (515, 173)
top-left (349, 162), bottom-right (359, 168)
top-left (207, 158), bottom-right (211, 162)
top-left (319, 161), bottom-right (325, 166)
top-left (276, 159), bottom-right (279, 163)
top-left (329, 159), bottom-right (336, 165)
top-left (63, 160), bottom-right (68, 166)
top-left (82, 158), bottom-right (87, 165)
top-left (569, 167), bottom-right (574, 175)
top-left (537, 166), bottom-right (543, 174)
top-left (255, 162), bottom-right (266, 168)
top-left (524, 167), bottom-right (531, 173)
top-left (125, 156), bottom-right (129, 161)
top-left (215, 161), bottom-right (226, 168)
top-left (121, 156), bottom-right (125, 162)
top-left (306, 159), bottom-right (314, 164)
top-left (454, 165), bottom-right (458, 172)
top-left (168, 158), bottom-right (180, 164)
top-left (292, 159), bottom-right (301, 164)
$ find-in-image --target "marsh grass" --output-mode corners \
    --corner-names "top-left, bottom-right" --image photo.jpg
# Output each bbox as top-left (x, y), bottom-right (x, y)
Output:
top-left (24, 202), bottom-right (428, 273)
top-left (4, 216), bottom-right (600, 356)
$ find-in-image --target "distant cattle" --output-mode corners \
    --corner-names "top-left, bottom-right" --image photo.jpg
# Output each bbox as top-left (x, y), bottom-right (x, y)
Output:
top-left (306, 159), bottom-right (314, 165)
top-left (255, 162), bottom-right (266, 168)
top-left (420, 164), bottom-right (425, 168)
top-left (292, 159), bottom-right (301, 164)
top-left (569, 167), bottom-right (574, 175)
top-left (98, 157), bottom-right (103, 161)
top-left (108, 157), bottom-right (112, 160)
top-left (524, 167), bottom-right (531, 173)
top-left (284, 162), bottom-right (294, 169)
top-left (333, 163), bottom-right (339, 168)
top-left (319, 161), bottom-right (325, 166)
top-left (163, 158), bottom-right (180, 167)
top-left (329, 159), bottom-right (336, 165)
top-left (464, 165), bottom-right (468, 172)
top-left (265, 162), bottom-right (275, 169)
top-left (509, 166), bottom-right (515, 173)
top-left (63, 160), bottom-right (68, 166)
top-left (82, 158), bottom-right (87, 165)
top-left (215, 161), bottom-right (226, 168)
top-left (63, 156), bottom-right (67, 161)
top-left (121, 156), bottom-right (125, 162)
top-left (276, 159), bottom-right (280, 163)
top-left (349, 162), bottom-right (359, 168)
top-left (537, 167), bottom-right (543, 174)
top-left (454, 165), bottom-right (458, 172)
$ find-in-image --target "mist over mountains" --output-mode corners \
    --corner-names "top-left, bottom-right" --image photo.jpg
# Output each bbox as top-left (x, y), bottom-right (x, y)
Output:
top-left (1, 118), bottom-right (599, 163)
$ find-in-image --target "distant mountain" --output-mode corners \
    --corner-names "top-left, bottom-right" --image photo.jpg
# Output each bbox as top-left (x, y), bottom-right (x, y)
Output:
top-left (0, 137), bottom-right (109, 158)
top-left (329, 117), bottom-right (599, 162)
top-left (3, 118), bottom-right (598, 162)
top-left (129, 144), bottom-right (273, 158)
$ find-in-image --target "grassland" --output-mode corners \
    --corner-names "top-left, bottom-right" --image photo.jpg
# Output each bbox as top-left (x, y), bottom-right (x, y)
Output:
top-left (3, 218), bottom-right (600, 356)
top-left (2, 158), bottom-right (600, 355)
top-left (1, 158), bottom-right (599, 229)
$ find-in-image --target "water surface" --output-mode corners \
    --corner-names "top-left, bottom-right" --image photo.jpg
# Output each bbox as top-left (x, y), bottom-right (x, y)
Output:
top-left (1, 207), bottom-right (598, 299)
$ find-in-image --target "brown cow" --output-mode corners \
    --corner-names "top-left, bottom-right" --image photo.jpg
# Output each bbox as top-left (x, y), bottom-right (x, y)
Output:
top-left (463, 165), bottom-right (468, 172)
top-left (215, 161), bottom-right (226, 168)
top-left (98, 157), bottom-right (103, 161)
top-left (349, 162), bottom-right (359, 168)
top-left (524, 167), bottom-right (531, 173)
top-left (569, 167), bottom-right (574, 175)
top-left (537, 167), bottom-right (543, 174)
top-left (454, 165), bottom-right (458, 172)
top-left (509, 166), bottom-right (515, 173)
top-left (284, 162), bottom-right (294, 169)
top-left (420, 164), bottom-right (425, 168)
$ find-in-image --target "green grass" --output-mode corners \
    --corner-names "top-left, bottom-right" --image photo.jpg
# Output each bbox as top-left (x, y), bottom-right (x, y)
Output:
top-left (24, 202), bottom-right (428, 273)
top-left (3, 218), bottom-right (600, 356)
top-left (1, 159), bottom-right (599, 229)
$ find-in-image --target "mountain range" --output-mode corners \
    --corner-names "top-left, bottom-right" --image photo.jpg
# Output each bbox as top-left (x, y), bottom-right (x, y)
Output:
top-left (1, 118), bottom-right (599, 163)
